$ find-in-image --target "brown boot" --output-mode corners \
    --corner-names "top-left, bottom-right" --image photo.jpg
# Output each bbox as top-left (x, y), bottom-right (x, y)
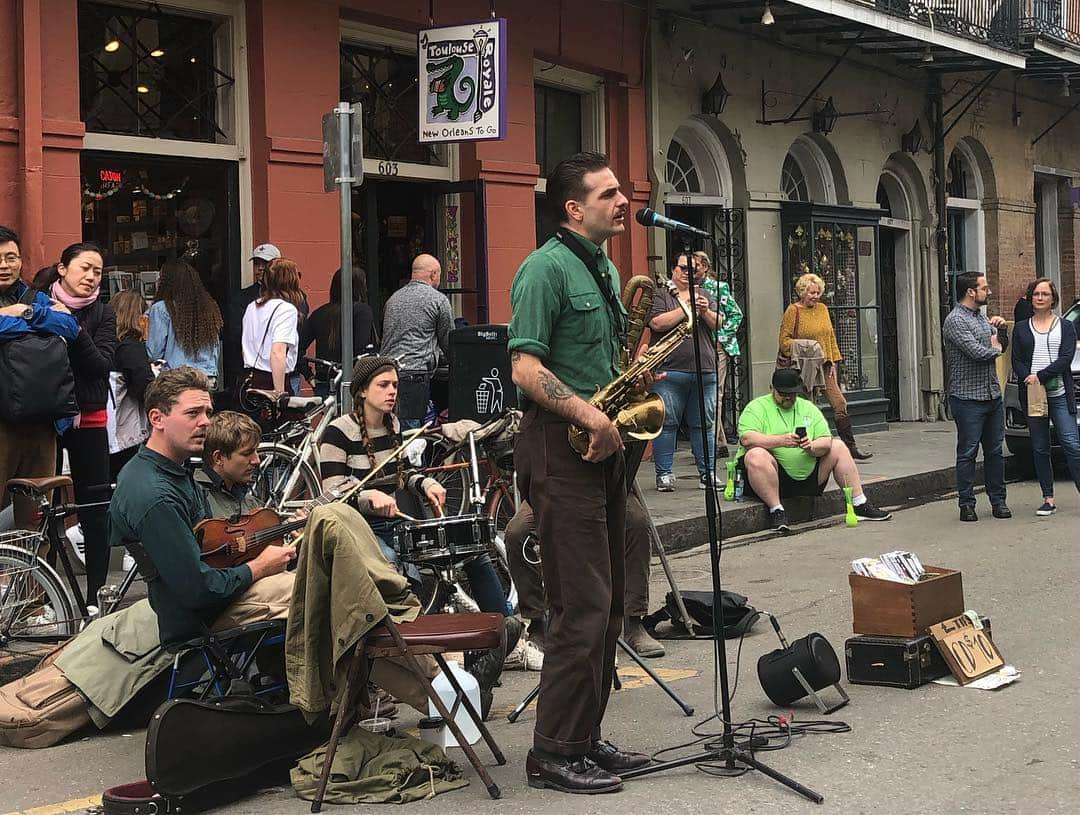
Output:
top-left (836, 417), bottom-right (872, 460)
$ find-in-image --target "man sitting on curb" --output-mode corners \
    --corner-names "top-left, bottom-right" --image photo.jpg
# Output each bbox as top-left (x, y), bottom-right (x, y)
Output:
top-left (738, 368), bottom-right (892, 533)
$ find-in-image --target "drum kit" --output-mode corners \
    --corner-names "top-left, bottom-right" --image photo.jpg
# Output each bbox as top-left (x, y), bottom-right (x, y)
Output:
top-left (393, 430), bottom-right (509, 614)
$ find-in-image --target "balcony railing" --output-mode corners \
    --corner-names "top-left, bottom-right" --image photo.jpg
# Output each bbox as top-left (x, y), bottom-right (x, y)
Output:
top-left (865, 0), bottom-right (1022, 50)
top-left (1019, 0), bottom-right (1080, 47)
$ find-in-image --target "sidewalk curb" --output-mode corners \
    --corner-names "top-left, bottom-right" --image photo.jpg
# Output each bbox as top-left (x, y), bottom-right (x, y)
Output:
top-left (652, 459), bottom-right (1021, 555)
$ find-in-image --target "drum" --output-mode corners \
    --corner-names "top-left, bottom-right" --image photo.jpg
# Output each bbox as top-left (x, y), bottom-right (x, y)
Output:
top-left (395, 514), bottom-right (493, 564)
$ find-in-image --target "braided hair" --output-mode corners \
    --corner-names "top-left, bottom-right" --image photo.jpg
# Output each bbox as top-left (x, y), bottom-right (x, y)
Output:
top-left (351, 357), bottom-right (405, 490)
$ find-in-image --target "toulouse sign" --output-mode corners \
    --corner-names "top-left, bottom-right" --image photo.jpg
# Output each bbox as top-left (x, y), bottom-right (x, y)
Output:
top-left (418, 19), bottom-right (507, 144)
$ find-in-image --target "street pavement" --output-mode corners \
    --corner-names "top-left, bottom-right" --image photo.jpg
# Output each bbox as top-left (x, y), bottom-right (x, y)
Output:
top-left (2, 477), bottom-right (1078, 815)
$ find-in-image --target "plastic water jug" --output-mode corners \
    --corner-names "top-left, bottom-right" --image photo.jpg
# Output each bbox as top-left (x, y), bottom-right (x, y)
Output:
top-left (419, 661), bottom-right (481, 749)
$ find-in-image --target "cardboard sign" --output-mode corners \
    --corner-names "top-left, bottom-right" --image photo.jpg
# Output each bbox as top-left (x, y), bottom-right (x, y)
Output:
top-left (929, 613), bottom-right (1004, 684)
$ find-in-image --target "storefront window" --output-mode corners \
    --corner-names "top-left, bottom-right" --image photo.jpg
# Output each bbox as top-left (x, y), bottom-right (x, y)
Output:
top-left (78, 1), bottom-right (234, 143)
top-left (782, 203), bottom-right (882, 395)
top-left (340, 42), bottom-right (444, 166)
top-left (80, 152), bottom-right (238, 321)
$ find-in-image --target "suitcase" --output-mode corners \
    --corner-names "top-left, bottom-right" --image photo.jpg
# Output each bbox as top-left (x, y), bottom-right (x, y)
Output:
top-left (845, 617), bottom-right (992, 689)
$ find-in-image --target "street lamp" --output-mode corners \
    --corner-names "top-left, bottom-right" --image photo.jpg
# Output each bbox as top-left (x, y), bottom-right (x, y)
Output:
top-left (812, 97), bottom-right (839, 134)
top-left (901, 119), bottom-right (923, 154)
top-left (702, 71), bottom-right (730, 116)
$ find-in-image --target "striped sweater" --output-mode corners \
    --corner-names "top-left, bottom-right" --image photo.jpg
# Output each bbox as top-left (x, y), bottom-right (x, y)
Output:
top-left (319, 413), bottom-right (435, 516)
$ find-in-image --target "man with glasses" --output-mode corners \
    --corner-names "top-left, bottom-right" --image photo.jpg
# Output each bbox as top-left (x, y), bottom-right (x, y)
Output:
top-left (942, 271), bottom-right (1011, 522)
top-left (737, 368), bottom-right (891, 532)
top-left (0, 225), bottom-right (80, 527)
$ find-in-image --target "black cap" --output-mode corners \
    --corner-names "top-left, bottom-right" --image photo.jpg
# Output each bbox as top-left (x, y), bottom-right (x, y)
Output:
top-left (771, 368), bottom-right (802, 395)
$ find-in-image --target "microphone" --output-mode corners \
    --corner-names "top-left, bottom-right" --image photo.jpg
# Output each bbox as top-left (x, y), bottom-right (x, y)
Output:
top-left (635, 208), bottom-right (711, 239)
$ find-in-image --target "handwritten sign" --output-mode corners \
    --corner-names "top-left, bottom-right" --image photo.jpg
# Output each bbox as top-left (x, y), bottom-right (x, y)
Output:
top-left (929, 613), bottom-right (1003, 684)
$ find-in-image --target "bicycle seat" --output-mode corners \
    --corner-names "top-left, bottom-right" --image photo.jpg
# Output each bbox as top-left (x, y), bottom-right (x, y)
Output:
top-left (6, 475), bottom-right (73, 496)
top-left (246, 389), bottom-right (323, 412)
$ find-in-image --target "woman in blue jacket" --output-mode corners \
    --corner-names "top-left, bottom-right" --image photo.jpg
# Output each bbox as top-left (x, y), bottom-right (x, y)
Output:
top-left (1011, 277), bottom-right (1080, 515)
top-left (147, 259), bottom-right (222, 385)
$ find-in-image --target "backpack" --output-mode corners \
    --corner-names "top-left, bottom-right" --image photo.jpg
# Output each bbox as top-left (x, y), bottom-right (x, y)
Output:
top-left (643, 589), bottom-right (761, 640)
top-left (0, 288), bottom-right (78, 423)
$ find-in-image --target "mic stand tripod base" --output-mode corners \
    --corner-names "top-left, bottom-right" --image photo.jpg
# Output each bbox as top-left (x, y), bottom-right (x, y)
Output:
top-left (619, 743), bottom-right (824, 804)
top-left (506, 637), bottom-right (695, 723)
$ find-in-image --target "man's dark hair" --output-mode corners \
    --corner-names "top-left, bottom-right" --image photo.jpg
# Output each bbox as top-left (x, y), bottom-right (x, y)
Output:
top-left (955, 272), bottom-right (983, 302)
top-left (0, 225), bottom-right (21, 251)
top-left (546, 151), bottom-right (611, 223)
top-left (145, 366), bottom-right (212, 416)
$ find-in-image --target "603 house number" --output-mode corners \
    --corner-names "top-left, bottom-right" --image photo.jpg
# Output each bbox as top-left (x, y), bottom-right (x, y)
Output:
top-left (377, 161), bottom-right (399, 177)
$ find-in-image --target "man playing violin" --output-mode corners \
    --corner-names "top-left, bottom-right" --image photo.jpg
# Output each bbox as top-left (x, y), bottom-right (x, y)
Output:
top-left (193, 410), bottom-right (263, 521)
top-left (109, 367), bottom-right (437, 715)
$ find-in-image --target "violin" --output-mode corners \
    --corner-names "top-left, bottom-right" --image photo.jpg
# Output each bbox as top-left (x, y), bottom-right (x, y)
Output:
top-left (194, 476), bottom-right (361, 568)
top-left (195, 508), bottom-right (301, 568)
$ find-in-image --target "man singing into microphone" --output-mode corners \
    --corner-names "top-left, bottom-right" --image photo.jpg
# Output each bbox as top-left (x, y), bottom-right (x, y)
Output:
top-left (509, 152), bottom-right (650, 794)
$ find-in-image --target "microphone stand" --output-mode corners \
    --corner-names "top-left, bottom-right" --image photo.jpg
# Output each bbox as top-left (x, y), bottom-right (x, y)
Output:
top-left (624, 232), bottom-right (822, 804)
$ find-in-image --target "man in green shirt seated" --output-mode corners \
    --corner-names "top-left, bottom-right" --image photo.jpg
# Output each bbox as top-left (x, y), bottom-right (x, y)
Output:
top-left (738, 368), bottom-right (892, 532)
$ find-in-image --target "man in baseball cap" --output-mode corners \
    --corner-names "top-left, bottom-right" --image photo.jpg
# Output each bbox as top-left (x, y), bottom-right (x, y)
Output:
top-left (734, 368), bottom-right (891, 532)
top-left (228, 242), bottom-right (298, 386)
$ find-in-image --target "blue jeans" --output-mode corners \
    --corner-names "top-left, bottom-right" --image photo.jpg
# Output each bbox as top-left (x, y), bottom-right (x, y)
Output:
top-left (368, 516), bottom-right (507, 615)
top-left (1026, 393), bottom-right (1080, 498)
top-left (950, 396), bottom-right (1006, 508)
top-left (652, 371), bottom-right (717, 477)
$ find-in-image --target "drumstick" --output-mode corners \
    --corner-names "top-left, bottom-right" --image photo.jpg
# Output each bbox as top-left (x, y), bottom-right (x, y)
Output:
top-left (394, 510), bottom-right (418, 522)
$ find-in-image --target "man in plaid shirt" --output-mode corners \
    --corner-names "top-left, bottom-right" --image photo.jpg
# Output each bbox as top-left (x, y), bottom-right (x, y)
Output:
top-left (942, 271), bottom-right (1010, 522)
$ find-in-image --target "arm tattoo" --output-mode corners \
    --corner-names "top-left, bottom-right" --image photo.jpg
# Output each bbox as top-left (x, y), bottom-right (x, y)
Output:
top-left (538, 370), bottom-right (575, 401)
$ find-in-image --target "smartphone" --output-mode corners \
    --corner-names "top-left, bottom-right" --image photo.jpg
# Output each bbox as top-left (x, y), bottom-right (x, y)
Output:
top-left (795, 426), bottom-right (807, 439)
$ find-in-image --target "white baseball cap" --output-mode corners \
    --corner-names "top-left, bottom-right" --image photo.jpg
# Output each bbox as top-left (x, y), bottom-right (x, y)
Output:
top-left (250, 243), bottom-right (281, 262)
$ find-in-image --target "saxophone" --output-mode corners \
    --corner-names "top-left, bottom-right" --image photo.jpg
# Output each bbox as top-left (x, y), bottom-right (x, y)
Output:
top-left (567, 275), bottom-right (693, 456)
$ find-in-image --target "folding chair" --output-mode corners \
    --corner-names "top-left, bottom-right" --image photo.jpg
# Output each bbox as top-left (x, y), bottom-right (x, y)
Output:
top-left (166, 619), bottom-right (287, 701)
top-left (311, 612), bottom-right (506, 812)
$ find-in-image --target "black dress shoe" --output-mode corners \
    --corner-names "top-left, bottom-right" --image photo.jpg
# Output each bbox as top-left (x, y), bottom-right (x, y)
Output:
top-left (587, 740), bottom-right (651, 772)
top-left (525, 750), bottom-right (622, 794)
top-left (959, 506), bottom-right (978, 522)
top-left (991, 503), bottom-right (1012, 519)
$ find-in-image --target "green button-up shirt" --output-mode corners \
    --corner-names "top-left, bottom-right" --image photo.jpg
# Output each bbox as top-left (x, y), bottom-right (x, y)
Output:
top-left (109, 446), bottom-right (253, 646)
top-left (508, 232), bottom-right (626, 400)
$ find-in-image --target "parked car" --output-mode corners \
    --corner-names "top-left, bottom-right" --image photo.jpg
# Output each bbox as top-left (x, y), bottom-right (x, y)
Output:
top-left (1004, 298), bottom-right (1080, 475)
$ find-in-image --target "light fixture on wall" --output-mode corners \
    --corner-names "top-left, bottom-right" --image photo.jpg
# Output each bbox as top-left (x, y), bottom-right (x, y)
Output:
top-left (901, 119), bottom-right (924, 153)
top-left (1061, 75), bottom-right (1071, 98)
top-left (761, 1), bottom-right (775, 26)
top-left (702, 71), bottom-right (730, 116)
top-left (920, 45), bottom-right (934, 63)
top-left (811, 97), bottom-right (839, 134)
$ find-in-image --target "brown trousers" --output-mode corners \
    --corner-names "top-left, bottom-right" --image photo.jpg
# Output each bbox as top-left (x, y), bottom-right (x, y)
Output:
top-left (514, 405), bottom-right (626, 756)
top-left (0, 419), bottom-right (57, 527)
top-left (504, 490), bottom-right (651, 621)
top-left (820, 362), bottom-right (849, 420)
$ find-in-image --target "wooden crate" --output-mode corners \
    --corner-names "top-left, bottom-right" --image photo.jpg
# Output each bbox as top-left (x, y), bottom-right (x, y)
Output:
top-left (849, 566), bottom-right (965, 637)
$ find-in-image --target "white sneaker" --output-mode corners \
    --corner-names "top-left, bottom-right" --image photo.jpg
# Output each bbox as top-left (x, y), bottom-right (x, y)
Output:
top-left (122, 553), bottom-right (136, 573)
top-left (503, 638), bottom-right (544, 671)
top-left (66, 525), bottom-right (86, 566)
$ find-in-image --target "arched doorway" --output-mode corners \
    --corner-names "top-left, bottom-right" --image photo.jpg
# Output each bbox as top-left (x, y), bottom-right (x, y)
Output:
top-left (945, 140), bottom-right (989, 313)
top-left (877, 155), bottom-right (929, 421)
top-left (659, 116), bottom-right (747, 430)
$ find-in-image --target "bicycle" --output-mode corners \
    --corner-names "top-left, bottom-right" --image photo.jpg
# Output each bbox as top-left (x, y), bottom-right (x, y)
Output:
top-left (0, 476), bottom-right (138, 651)
top-left (243, 357), bottom-right (343, 512)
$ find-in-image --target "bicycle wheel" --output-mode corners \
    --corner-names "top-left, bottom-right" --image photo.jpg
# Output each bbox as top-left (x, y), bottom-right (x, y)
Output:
top-left (0, 543), bottom-right (79, 646)
top-left (253, 443), bottom-right (321, 512)
top-left (423, 438), bottom-right (470, 516)
top-left (489, 486), bottom-right (517, 532)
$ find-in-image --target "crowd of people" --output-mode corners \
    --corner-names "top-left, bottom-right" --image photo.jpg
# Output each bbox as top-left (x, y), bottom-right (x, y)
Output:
top-left (1, 149), bottom-right (1077, 801)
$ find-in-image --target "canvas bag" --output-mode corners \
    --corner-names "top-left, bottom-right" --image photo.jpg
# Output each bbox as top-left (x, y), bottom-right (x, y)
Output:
top-left (0, 652), bottom-right (91, 749)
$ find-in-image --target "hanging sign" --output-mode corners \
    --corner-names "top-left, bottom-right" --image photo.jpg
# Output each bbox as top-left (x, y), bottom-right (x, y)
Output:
top-left (418, 19), bottom-right (507, 143)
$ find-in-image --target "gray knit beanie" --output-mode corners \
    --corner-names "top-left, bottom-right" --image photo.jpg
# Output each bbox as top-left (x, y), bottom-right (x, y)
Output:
top-left (350, 355), bottom-right (399, 398)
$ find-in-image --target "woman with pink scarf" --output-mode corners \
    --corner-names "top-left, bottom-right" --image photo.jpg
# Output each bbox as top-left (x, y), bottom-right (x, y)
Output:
top-left (43, 243), bottom-right (117, 604)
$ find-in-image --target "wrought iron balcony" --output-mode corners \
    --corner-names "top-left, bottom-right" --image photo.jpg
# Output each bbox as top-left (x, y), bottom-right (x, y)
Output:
top-left (866, 0), bottom-right (1021, 51)
top-left (1019, 0), bottom-right (1080, 47)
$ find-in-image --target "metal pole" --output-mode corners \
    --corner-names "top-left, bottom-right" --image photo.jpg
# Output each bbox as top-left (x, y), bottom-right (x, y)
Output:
top-left (337, 102), bottom-right (354, 404)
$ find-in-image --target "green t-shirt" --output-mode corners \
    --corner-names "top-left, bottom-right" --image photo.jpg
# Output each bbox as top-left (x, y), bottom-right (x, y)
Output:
top-left (508, 233), bottom-right (625, 400)
top-left (736, 394), bottom-right (831, 480)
